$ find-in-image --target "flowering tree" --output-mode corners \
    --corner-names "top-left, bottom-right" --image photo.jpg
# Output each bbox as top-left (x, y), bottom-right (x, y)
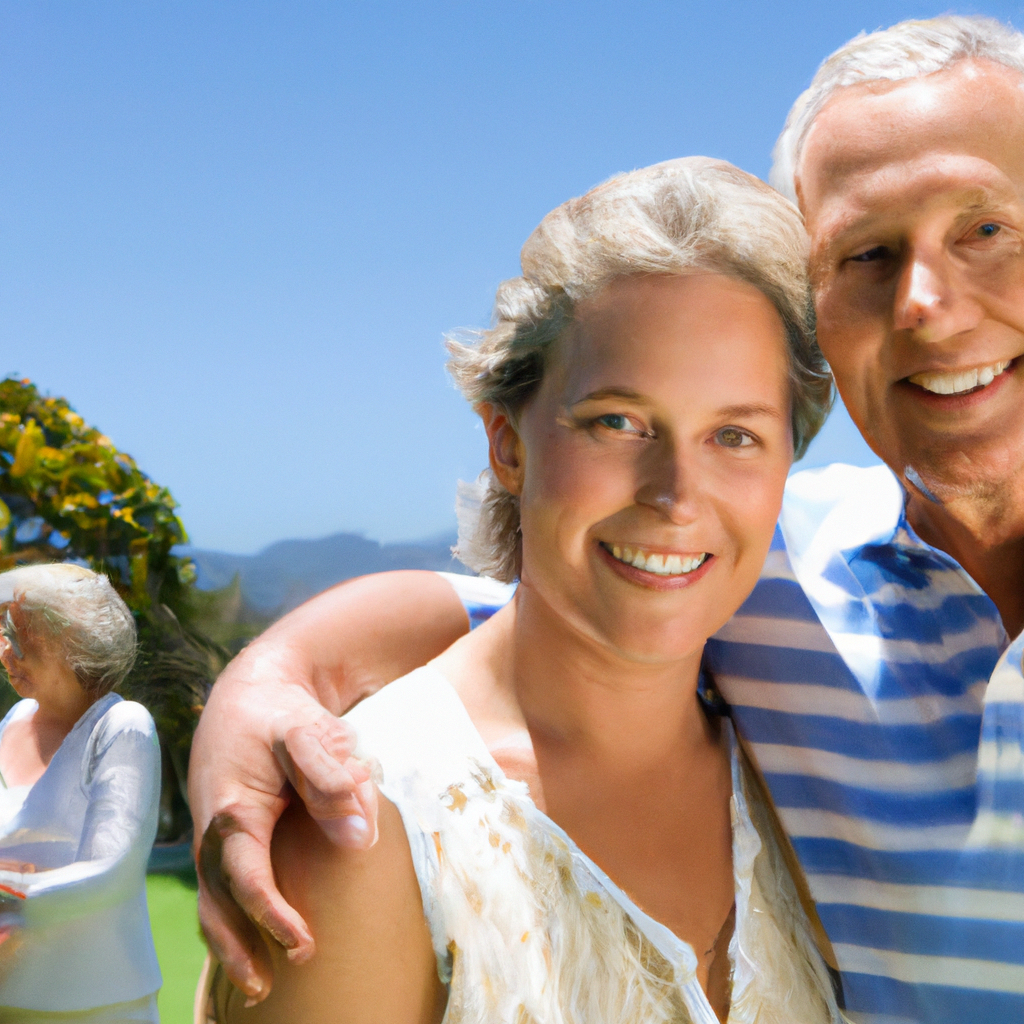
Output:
top-left (0, 377), bottom-right (224, 842)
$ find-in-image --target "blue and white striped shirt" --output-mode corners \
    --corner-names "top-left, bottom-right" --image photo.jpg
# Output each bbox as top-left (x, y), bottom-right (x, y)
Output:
top-left (445, 462), bottom-right (1024, 1024)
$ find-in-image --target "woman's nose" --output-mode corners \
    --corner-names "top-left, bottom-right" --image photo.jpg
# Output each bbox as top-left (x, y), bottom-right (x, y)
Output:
top-left (635, 449), bottom-right (699, 523)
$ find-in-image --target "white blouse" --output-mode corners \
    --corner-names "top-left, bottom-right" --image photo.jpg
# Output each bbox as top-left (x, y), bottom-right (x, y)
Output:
top-left (346, 666), bottom-right (846, 1024)
top-left (0, 693), bottom-right (162, 1013)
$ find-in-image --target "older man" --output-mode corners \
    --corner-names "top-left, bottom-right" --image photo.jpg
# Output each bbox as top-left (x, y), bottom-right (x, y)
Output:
top-left (191, 16), bottom-right (1024, 1023)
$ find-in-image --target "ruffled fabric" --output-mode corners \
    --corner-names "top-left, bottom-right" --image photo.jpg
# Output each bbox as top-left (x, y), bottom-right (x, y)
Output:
top-left (351, 667), bottom-right (846, 1024)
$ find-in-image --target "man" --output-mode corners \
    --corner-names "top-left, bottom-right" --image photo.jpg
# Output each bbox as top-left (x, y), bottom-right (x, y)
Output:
top-left (190, 15), bottom-right (1024, 1022)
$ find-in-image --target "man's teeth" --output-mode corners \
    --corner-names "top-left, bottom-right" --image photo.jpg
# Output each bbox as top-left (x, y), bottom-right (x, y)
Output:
top-left (908, 360), bottom-right (1011, 396)
top-left (608, 545), bottom-right (708, 576)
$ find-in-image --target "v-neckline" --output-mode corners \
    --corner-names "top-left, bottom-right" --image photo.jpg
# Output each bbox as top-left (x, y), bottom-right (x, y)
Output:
top-left (0, 693), bottom-right (118, 794)
top-left (419, 662), bottom-right (735, 1024)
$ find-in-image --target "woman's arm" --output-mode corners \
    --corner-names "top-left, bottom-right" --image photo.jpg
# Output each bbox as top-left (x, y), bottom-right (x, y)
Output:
top-left (223, 795), bottom-right (446, 1024)
top-left (189, 569), bottom-right (472, 1003)
top-left (0, 702), bottom-right (159, 927)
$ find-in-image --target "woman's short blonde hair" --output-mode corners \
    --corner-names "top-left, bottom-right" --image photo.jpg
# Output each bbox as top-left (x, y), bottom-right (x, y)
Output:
top-left (0, 563), bottom-right (137, 696)
top-left (449, 157), bottom-right (832, 582)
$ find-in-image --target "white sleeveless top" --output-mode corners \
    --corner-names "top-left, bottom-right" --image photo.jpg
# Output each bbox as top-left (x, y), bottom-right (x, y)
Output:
top-left (346, 666), bottom-right (846, 1024)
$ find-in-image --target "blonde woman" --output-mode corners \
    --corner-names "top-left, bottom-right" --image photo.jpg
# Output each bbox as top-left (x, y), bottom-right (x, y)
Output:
top-left (211, 159), bottom-right (843, 1023)
top-left (0, 564), bottom-right (161, 1023)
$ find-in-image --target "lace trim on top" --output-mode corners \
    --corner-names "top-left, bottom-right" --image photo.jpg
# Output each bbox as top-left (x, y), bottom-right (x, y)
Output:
top-left (348, 666), bottom-right (844, 1024)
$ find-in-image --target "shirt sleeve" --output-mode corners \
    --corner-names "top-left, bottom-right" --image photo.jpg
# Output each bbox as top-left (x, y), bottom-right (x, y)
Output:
top-left (0, 702), bottom-right (161, 928)
top-left (435, 571), bottom-right (516, 630)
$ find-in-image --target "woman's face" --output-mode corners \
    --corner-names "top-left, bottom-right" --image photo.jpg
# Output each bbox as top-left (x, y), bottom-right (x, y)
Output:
top-left (0, 606), bottom-right (84, 709)
top-left (496, 272), bottom-right (794, 663)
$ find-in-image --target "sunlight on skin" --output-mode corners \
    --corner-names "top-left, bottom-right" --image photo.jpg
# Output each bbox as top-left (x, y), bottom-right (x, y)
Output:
top-left (797, 59), bottom-right (1024, 635)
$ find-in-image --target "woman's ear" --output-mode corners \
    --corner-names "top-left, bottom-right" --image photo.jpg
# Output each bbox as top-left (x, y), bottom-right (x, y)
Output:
top-left (478, 403), bottom-right (525, 496)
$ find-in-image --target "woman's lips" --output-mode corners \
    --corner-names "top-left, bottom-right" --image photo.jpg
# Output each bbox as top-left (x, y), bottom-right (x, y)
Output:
top-left (602, 542), bottom-right (708, 575)
top-left (597, 541), bottom-right (714, 590)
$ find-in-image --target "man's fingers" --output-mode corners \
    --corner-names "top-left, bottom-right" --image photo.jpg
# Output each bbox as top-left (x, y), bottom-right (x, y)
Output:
top-left (221, 829), bottom-right (315, 958)
top-left (316, 772), bottom-right (379, 849)
top-left (197, 878), bottom-right (273, 1004)
top-left (279, 723), bottom-right (380, 849)
top-left (196, 805), bottom-right (316, 1002)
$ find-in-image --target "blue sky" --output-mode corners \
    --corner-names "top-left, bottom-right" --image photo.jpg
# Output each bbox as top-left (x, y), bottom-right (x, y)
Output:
top-left (0, 2), bottom-right (1017, 552)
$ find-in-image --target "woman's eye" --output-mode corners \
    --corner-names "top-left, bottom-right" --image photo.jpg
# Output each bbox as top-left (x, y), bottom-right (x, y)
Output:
top-left (975, 222), bottom-right (1001, 239)
top-left (595, 413), bottom-right (642, 434)
top-left (716, 426), bottom-right (754, 448)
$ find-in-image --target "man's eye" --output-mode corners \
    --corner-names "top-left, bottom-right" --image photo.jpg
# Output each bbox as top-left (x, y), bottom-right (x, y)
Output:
top-left (716, 426), bottom-right (754, 448)
top-left (975, 222), bottom-right (1001, 238)
top-left (849, 245), bottom-right (890, 263)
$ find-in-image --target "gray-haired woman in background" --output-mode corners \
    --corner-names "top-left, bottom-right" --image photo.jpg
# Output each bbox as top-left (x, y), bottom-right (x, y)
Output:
top-left (0, 563), bottom-right (161, 1023)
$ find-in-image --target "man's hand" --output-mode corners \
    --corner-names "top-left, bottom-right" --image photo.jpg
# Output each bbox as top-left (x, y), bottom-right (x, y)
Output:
top-left (191, 643), bottom-right (378, 1004)
top-left (188, 570), bottom-right (471, 1004)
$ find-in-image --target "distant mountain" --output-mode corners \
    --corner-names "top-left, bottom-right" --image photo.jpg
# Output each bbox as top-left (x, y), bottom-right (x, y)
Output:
top-left (183, 531), bottom-right (471, 613)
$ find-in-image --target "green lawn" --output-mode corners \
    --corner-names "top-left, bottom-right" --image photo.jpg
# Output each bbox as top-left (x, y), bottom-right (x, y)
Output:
top-left (147, 873), bottom-right (208, 1024)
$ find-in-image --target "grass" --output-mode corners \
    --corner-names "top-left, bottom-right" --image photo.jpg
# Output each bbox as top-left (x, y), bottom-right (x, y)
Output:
top-left (147, 872), bottom-right (208, 1024)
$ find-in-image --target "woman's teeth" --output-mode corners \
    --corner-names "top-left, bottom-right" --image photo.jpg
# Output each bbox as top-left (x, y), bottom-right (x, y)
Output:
top-left (607, 544), bottom-right (708, 576)
top-left (908, 359), bottom-right (1011, 396)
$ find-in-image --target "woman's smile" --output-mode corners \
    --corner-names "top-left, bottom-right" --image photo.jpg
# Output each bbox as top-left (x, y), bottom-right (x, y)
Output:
top-left (593, 544), bottom-right (712, 593)
top-left (598, 541), bottom-right (712, 584)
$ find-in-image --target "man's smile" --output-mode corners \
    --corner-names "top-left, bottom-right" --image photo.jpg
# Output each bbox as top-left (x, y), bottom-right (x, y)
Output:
top-left (907, 358), bottom-right (1014, 396)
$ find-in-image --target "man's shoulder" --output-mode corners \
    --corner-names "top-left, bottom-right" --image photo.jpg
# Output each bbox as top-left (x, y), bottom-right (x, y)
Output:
top-left (436, 571), bottom-right (516, 628)
top-left (781, 462), bottom-right (902, 566)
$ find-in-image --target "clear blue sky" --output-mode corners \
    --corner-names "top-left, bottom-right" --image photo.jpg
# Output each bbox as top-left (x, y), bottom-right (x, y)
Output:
top-left (0, 2), bottom-right (1016, 552)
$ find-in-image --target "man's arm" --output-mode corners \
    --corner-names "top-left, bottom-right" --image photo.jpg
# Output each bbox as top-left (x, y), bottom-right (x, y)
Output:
top-left (189, 570), bottom-right (469, 1004)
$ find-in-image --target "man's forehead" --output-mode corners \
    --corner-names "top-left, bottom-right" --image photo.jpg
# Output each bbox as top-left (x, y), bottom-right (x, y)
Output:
top-left (797, 60), bottom-right (1024, 232)
top-left (809, 162), bottom-right (1020, 252)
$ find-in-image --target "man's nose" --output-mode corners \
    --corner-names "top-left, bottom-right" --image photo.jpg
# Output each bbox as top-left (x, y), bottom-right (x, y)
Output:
top-left (893, 252), bottom-right (982, 340)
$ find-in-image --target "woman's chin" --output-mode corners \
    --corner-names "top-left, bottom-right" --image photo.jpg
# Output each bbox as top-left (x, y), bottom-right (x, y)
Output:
top-left (561, 600), bottom-right (711, 664)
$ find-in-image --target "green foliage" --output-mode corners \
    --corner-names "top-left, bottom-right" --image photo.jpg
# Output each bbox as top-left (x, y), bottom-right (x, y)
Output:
top-left (147, 874), bottom-right (207, 1023)
top-left (0, 377), bottom-right (229, 841)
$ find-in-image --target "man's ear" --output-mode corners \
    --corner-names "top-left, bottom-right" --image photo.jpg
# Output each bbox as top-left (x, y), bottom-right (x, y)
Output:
top-left (478, 402), bottom-right (525, 496)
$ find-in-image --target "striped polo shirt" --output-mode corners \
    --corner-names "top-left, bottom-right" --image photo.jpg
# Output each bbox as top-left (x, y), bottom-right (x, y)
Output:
top-left (443, 461), bottom-right (1024, 1024)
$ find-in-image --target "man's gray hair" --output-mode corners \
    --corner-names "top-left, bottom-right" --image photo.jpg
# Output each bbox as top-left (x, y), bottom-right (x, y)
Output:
top-left (0, 563), bottom-right (137, 696)
top-left (771, 15), bottom-right (1024, 204)
top-left (449, 157), bottom-right (832, 582)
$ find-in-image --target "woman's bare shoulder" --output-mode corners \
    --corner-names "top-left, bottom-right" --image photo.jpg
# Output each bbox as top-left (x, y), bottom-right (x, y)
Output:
top-left (223, 794), bottom-right (446, 1024)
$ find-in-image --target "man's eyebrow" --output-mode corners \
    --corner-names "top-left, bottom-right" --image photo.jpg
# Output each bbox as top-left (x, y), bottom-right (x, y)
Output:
top-left (817, 185), bottom-right (1015, 255)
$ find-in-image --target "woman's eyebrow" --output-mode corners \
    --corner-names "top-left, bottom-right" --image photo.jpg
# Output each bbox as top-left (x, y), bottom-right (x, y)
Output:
top-left (715, 403), bottom-right (784, 419)
top-left (571, 387), bottom-right (647, 405)
top-left (569, 392), bottom-right (784, 421)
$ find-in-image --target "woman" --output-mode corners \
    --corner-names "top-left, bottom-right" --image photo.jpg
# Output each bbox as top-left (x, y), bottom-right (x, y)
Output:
top-left (0, 563), bottom-right (161, 1023)
top-left (212, 158), bottom-right (841, 1023)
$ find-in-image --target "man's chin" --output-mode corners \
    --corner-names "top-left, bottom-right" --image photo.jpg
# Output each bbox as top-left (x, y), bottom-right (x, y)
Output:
top-left (893, 433), bottom-right (1024, 507)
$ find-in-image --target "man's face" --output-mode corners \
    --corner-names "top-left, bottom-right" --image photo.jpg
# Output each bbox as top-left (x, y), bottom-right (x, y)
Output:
top-left (798, 60), bottom-right (1024, 504)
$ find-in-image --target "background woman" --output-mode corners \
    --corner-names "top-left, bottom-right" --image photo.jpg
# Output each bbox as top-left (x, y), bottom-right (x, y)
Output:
top-left (211, 158), bottom-right (841, 1023)
top-left (0, 563), bottom-right (161, 1023)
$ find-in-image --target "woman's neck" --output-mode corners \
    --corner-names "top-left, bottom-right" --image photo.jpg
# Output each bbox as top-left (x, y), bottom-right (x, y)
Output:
top-left (440, 581), bottom-right (712, 763)
top-left (33, 689), bottom-right (95, 736)
top-left (0, 691), bottom-right (96, 789)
